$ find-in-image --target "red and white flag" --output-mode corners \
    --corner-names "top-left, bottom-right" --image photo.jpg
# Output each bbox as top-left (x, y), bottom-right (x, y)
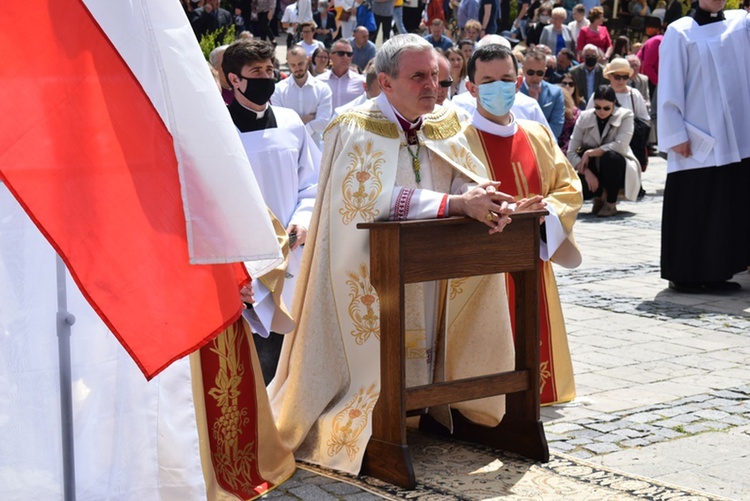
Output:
top-left (0, 0), bottom-right (282, 379)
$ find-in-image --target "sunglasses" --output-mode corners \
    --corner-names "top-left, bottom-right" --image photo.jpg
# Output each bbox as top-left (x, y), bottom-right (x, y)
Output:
top-left (332, 51), bottom-right (353, 57)
top-left (560, 81), bottom-right (575, 87)
top-left (439, 78), bottom-right (453, 88)
top-left (526, 69), bottom-right (545, 77)
top-left (610, 74), bottom-right (629, 81)
top-left (594, 105), bottom-right (612, 111)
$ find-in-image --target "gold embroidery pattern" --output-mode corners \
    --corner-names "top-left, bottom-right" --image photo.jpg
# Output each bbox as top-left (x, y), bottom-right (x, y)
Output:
top-left (449, 277), bottom-right (469, 300)
top-left (325, 110), bottom-right (400, 139)
top-left (346, 263), bottom-right (380, 344)
top-left (540, 360), bottom-right (552, 395)
top-left (326, 384), bottom-right (379, 461)
top-left (406, 329), bottom-right (427, 359)
top-left (423, 109), bottom-right (461, 139)
top-left (206, 324), bottom-right (255, 493)
top-left (448, 144), bottom-right (483, 175)
top-left (339, 140), bottom-right (385, 225)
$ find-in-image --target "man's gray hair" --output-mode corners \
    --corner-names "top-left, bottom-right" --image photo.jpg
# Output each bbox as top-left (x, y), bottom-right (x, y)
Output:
top-left (582, 43), bottom-right (602, 57)
top-left (374, 34), bottom-right (433, 78)
top-left (209, 44), bottom-right (229, 69)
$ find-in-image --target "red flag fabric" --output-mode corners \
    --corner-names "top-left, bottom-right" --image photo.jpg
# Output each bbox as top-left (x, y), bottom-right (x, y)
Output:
top-left (0, 1), bottom-right (280, 378)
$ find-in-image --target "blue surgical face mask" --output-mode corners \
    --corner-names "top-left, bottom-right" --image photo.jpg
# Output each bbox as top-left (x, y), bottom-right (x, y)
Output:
top-left (477, 80), bottom-right (517, 117)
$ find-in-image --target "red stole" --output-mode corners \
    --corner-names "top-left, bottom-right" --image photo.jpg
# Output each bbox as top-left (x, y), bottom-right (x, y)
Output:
top-left (199, 318), bottom-right (272, 498)
top-left (477, 127), bottom-right (558, 404)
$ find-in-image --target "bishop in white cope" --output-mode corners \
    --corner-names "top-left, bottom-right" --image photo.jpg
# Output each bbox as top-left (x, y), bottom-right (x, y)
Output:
top-left (268, 34), bottom-right (537, 476)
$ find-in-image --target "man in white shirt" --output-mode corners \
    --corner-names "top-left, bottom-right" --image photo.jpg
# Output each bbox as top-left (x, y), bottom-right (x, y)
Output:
top-left (272, 46), bottom-right (333, 148)
top-left (318, 38), bottom-right (366, 108)
top-left (333, 61), bottom-right (381, 117)
top-left (296, 20), bottom-right (325, 57)
top-left (281, 1), bottom-right (300, 48)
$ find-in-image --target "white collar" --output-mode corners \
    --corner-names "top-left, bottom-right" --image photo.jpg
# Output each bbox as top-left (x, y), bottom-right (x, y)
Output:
top-left (238, 100), bottom-right (269, 118)
top-left (471, 109), bottom-right (518, 137)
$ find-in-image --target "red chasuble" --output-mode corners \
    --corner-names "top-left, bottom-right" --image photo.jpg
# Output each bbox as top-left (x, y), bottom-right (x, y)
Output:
top-left (475, 127), bottom-right (575, 405)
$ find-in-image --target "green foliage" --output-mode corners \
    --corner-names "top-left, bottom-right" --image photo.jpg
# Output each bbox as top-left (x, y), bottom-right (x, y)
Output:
top-left (199, 25), bottom-right (237, 60)
top-left (510, 2), bottom-right (519, 22)
top-left (725, 0), bottom-right (740, 10)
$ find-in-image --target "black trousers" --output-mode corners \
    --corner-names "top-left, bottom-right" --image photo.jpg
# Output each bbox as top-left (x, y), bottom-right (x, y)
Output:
top-left (252, 332), bottom-right (284, 386)
top-left (579, 150), bottom-right (626, 203)
top-left (371, 14), bottom-right (393, 42)
top-left (256, 11), bottom-right (275, 41)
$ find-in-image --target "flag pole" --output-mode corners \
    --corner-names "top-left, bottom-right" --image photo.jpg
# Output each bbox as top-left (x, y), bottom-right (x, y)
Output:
top-left (56, 254), bottom-right (77, 501)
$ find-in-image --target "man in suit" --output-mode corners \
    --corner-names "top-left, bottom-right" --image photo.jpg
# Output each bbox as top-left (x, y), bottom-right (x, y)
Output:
top-left (520, 50), bottom-right (565, 139)
top-left (313, 0), bottom-right (338, 47)
top-left (191, 0), bottom-right (234, 39)
top-left (569, 43), bottom-right (606, 104)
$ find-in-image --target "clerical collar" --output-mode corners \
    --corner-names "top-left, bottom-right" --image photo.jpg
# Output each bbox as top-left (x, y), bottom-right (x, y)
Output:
top-left (228, 100), bottom-right (277, 132)
top-left (471, 109), bottom-right (518, 137)
top-left (691, 6), bottom-right (725, 25)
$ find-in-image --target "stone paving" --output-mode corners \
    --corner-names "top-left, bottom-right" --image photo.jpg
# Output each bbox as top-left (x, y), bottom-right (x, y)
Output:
top-left (261, 155), bottom-right (750, 500)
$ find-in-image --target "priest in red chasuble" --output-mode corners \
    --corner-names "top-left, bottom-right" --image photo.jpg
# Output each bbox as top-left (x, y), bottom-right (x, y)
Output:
top-left (462, 44), bottom-right (584, 405)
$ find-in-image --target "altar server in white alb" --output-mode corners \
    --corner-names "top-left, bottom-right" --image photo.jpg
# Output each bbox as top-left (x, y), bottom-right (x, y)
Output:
top-left (223, 39), bottom-right (320, 381)
top-left (657, 0), bottom-right (750, 293)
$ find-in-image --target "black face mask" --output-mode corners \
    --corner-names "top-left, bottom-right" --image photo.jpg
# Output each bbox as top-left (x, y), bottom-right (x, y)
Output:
top-left (238, 77), bottom-right (275, 105)
top-left (584, 56), bottom-right (598, 68)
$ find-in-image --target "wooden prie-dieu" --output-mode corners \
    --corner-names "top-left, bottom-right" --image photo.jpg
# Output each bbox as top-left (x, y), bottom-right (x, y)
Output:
top-left (357, 212), bottom-right (549, 489)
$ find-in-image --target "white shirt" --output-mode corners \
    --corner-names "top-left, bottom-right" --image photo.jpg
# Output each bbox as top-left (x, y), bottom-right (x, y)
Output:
top-left (272, 73), bottom-right (333, 149)
top-left (297, 39), bottom-right (325, 57)
top-left (318, 68), bottom-right (366, 109)
top-left (658, 11), bottom-right (750, 173)
top-left (281, 3), bottom-right (299, 34)
top-left (567, 18), bottom-right (590, 44)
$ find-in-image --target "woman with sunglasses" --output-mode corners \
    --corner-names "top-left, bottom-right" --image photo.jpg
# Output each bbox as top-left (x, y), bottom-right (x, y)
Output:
top-left (587, 58), bottom-right (650, 168)
top-left (567, 85), bottom-right (641, 217)
top-left (557, 72), bottom-right (583, 154)
top-left (310, 47), bottom-right (331, 76)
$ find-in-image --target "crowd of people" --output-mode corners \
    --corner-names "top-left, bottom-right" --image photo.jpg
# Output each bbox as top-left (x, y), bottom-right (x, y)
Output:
top-left (190, 0), bottom-right (749, 486)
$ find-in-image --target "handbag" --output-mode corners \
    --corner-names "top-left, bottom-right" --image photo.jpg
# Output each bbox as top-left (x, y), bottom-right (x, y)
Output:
top-left (338, 8), bottom-right (352, 21)
top-left (357, 2), bottom-right (377, 32)
top-left (629, 92), bottom-right (651, 171)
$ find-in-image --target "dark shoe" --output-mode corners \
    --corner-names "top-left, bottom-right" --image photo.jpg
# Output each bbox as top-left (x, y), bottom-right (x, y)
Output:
top-left (705, 281), bottom-right (741, 291)
top-left (592, 196), bottom-right (604, 215)
top-left (668, 281), bottom-right (705, 293)
top-left (637, 186), bottom-right (646, 200)
top-left (669, 281), bottom-right (742, 293)
top-left (597, 202), bottom-right (617, 217)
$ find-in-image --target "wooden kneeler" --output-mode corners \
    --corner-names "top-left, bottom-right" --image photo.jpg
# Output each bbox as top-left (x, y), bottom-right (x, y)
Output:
top-left (357, 213), bottom-right (549, 489)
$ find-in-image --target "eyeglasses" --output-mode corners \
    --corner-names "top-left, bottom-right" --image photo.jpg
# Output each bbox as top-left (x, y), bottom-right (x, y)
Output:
top-left (560, 81), bottom-right (576, 87)
top-left (594, 105), bottom-right (612, 111)
top-left (438, 78), bottom-right (454, 88)
top-left (301, 30), bottom-right (313, 34)
top-left (315, 54), bottom-right (329, 59)
top-left (526, 69), bottom-right (545, 77)
top-left (610, 74), bottom-right (629, 81)
top-left (332, 51), bottom-right (353, 57)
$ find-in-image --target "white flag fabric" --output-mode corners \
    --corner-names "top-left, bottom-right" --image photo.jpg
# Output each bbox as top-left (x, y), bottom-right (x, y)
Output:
top-left (0, 184), bottom-right (206, 500)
